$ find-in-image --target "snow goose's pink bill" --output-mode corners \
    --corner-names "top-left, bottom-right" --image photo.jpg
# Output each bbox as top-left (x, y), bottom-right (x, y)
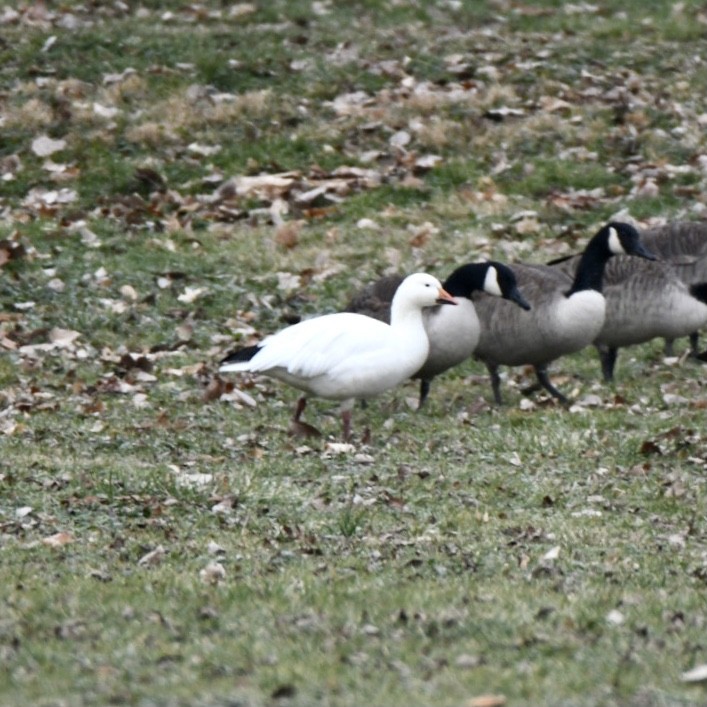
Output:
top-left (219, 272), bottom-right (453, 441)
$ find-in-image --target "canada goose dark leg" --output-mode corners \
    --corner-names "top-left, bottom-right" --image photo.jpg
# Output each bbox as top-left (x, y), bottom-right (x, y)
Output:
top-left (689, 332), bottom-right (700, 357)
top-left (598, 345), bottom-right (618, 383)
top-left (487, 363), bottom-right (504, 405)
top-left (664, 338), bottom-right (675, 357)
top-left (417, 379), bottom-right (431, 410)
top-left (533, 365), bottom-right (571, 406)
top-left (293, 396), bottom-right (307, 421)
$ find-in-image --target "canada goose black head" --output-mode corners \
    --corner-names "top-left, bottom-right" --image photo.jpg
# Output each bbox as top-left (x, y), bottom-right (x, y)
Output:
top-left (604, 222), bottom-right (657, 260)
top-left (442, 262), bottom-right (531, 310)
top-left (567, 222), bottom-right (657, 296)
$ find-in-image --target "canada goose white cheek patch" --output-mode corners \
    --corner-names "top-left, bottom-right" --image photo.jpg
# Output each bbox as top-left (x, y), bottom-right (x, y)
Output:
top-left (607, 226), bottom-right (626, 255)
top-left (483, 266), bottom-right (503, 297)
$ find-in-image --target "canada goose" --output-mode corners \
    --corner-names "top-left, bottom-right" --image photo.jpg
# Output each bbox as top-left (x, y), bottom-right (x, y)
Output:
top-left (549, 253), bottom-right (707, 381)
top-left (472, 222), bottom-right (656, 405)
top-left (220, 273), bottom-right (456, 441)
top-left (346, 262), bottom-right (530, 408)
top-left (640, 222), bottom-right (707, 356)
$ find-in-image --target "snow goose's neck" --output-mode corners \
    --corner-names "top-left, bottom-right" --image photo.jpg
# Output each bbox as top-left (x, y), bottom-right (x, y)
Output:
top-left (389, 292), bottom-right (430, 341)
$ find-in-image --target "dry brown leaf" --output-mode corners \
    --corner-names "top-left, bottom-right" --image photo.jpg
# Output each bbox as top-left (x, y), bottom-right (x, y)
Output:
top-left (229, 3), bottom-right (257, 18)
top-left (0, 238), bottom-right (27, 267)
top-left (275, 220), bottom-right (303, 249)
top-left (138, 545), bottom-right (166, 567)
top-left (466, 696), bottom-right (507, 707)
top-left (540, 96), bottom-right (572, 113)
top-left (199, 561), bottom-right (226, 585)
top-left (203, 377), bottom-right (227, 402)
top-left (42, 531), bottom-right (75, 548)
top-left (49, 327), bottom-right (81, 346)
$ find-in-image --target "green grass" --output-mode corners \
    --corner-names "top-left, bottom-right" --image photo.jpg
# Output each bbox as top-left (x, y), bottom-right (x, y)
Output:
top-left (2, 1), bottom-right (707, 706)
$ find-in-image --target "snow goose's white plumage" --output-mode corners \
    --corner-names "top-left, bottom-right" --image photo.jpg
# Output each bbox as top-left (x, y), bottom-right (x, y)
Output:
top-left (219, 272), bottom-right (456, 440)
top-left (346, 262), bottom-right (530, 408)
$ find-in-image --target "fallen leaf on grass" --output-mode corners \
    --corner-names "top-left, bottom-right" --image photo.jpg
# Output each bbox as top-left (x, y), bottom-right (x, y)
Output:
top-left (322, 442), bottom-right (356, 456)
top-left (414, 154), bottom-right (443, 170)
top-left (177, 286), bottom-right (207, 303)
top-left (207, 541), bottom-right (226, 555)
top-left (455, 654), bottom-right (482, 669)
top-left (43, 531), bottom-right (75, 548)
top-left (275, 220), bottom-right (303, 249)
top-left (606, 609), bottom-right (625, 625)
top-left (93, 102), bottom-right (119, 119)
top-left (356, 217), bottom-right (380, 230)
top-left (48, 327), bottom-right (81, 347)
top-left (640, 440), bottom-right (662, 455)
top-left (199, 561), bottom-right (226, 585)
top-left (31, 135), bottom-right (66, 157)
top-left (466, 696), bottom-right (506, 707)
top-left (229, 3), bottom-right (257, 18)
top-left (203, 376), bottom-right (228, 402)
top-left (138, 545), bottom-right (166, 567)
top-left (0, 238), bottom-right (26, 268)
top-left (171, 464), bottom-right (213, 489)
top-left (542, 545), bottom-right (560, 562)
top-left (389, 129), bottom-right (411, 149)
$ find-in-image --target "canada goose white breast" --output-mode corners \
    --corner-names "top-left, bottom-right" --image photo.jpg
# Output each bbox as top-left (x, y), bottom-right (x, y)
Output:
top-left (551, 289), bottom-right (606, 344)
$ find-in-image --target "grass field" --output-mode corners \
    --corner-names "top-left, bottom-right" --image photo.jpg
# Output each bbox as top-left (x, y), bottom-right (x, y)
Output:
top-left (2, 1), bottom-right (707, 705)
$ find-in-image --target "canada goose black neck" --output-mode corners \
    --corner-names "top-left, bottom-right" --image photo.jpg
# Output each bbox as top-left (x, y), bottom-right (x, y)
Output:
top-left (566, 234), bottom-right (611, 296)
top-left (565, 222), bottom-right (653, 297)
top-left (690, 282), bottom-right (707, 304)
top-left (443, 264), bottom-right (489, 297)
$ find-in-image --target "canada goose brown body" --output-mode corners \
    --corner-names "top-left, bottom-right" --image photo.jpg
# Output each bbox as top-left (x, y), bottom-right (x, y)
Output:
top-left (549, 253), bottom-right (707, 380)
top-left (640, 222), bottom-right (707, 356)
top-left (473, 222), bottom-right (656, 405)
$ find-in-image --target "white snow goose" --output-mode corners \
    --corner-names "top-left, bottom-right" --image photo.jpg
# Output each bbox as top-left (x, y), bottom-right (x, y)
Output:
top-left (219, 272), bottom-right (456, 441)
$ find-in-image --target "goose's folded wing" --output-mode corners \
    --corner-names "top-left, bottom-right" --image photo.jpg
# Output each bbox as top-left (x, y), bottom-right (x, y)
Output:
top-left (250, 313), bottom-right (392, 379)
